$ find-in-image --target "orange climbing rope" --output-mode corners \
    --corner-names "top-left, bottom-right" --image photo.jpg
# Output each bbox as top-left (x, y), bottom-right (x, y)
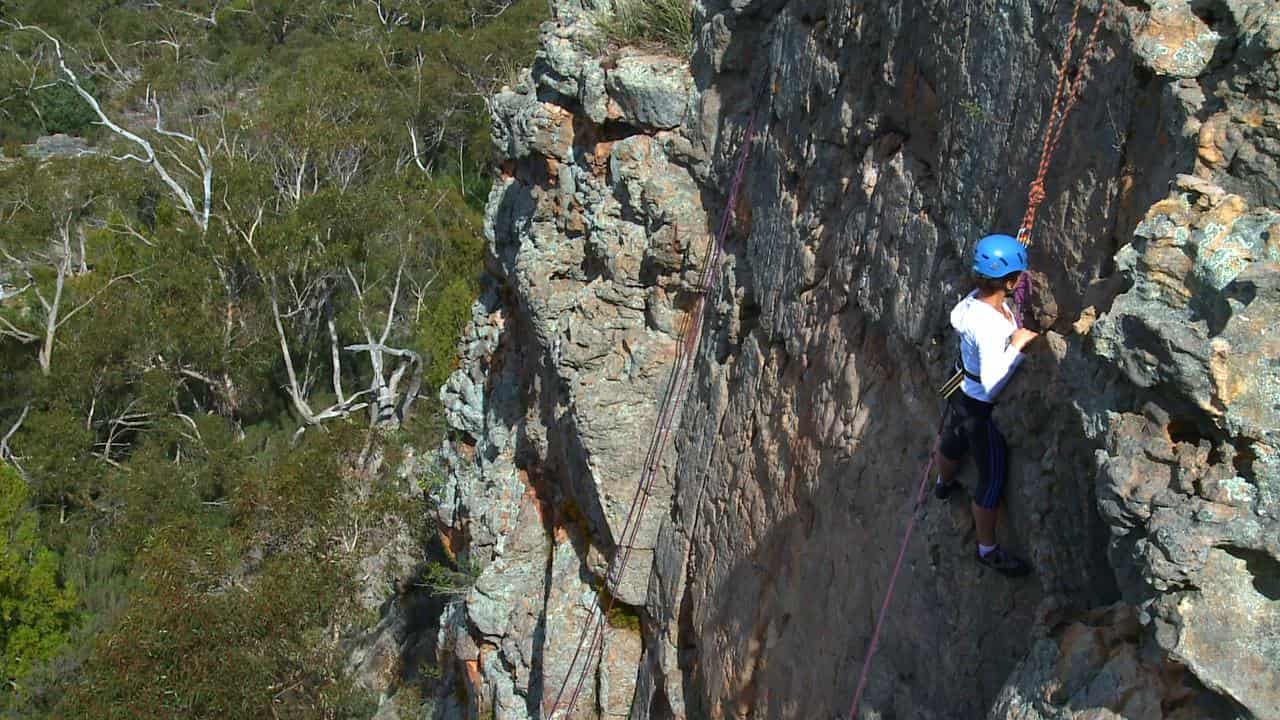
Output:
top-left (1015, 0), bottom-right (1107, 316)
top-left (847, 2), bottom-right (1109, 718)
top-left (1018, 0), bottom-right (1108, 245)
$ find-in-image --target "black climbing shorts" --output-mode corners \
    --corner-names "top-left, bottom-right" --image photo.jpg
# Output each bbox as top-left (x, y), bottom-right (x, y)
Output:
top-left (938, 392), bottom-right (1007, 509)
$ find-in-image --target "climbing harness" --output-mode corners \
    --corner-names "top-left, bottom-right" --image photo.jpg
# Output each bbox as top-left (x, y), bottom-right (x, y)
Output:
top-left (547, 101), bottom-right (765, 719)
top-left (848, 1), bottom-right (1109, 717)
top-left (939, 359), bottom-right (980, 399)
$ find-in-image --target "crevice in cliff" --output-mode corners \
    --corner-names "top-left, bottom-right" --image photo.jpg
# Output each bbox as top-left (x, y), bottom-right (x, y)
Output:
top-left (1229, 439), bottom-right (1257, 483)
top-left (1189, 0), bottom-right (1241, 72)
top-left (720, 292), bottom-right (761, 363)
top-left (1220, 546), bottom-right (1280, 601)
top-left (523, 464), bottom-right (560, 718)
top-left (675, 560), bottom-right (706, 720)
top-left (1166, 418), bottom-right (1209, 448)
top-left (649, 682), bottom-right (675, 720)
top-left (572, 113), bottom-right (647, 165)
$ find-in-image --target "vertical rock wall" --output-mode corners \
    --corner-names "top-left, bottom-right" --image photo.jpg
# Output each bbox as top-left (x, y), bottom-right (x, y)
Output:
top-left (433, 0), bottom-right (1280, 718)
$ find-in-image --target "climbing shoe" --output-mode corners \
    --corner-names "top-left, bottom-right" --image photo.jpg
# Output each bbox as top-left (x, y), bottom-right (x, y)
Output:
top-left (975, 546), bottom-right (1030, 577)
top-left (934, 478), bottom-right (960, 500)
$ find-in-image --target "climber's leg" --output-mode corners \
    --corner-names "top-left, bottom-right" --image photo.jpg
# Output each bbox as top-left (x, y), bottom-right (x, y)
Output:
top-left (969, 412), bottom-right (1003, 547)
top-left (934, 402), bottom-right (966, 500)
top-left (969, 417), bottom-right (1029, 575)
top-left (972, 501), bottom-right (998, 546)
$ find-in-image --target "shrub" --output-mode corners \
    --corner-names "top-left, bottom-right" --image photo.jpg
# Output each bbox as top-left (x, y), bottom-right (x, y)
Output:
top-left (419, 277), bottom-right (478, 395)
top-left (33, 82), bottom-right (97, 136)
top-left (417, 559), bottom-right (480, 598)
top-left (0, 465), bottom-right (79, 706)
top-left (606, 603), bottom-right (642, 632)
top-left (52, 531), bottom-right (375, 720)
top-left (595, 0), bottom-right (694, 57)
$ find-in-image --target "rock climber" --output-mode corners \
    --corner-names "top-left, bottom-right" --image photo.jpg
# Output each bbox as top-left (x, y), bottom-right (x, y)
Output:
top-left (933, 233), bottom-right (1037, 577)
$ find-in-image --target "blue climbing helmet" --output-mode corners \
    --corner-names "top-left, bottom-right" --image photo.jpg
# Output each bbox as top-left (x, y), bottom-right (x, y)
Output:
top-left (972, 233), bottom-right (1028, 278)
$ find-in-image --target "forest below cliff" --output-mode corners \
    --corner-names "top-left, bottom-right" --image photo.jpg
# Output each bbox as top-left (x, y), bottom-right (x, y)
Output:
top-left (0, 1), bottom-right (546, 716)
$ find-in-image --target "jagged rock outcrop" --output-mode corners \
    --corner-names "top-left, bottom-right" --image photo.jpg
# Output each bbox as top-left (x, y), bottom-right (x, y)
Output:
top-left (431, 0), bottom-right (1280, 718)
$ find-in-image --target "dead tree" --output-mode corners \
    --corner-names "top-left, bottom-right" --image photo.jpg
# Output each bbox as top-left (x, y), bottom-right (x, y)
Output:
top-left (344, 259), bottom-right (423, 428)
top-left (0, 405), bottom-right (29, 477)
top-left (1, 213), bottom-right (141, 375)
top-left (6, 23), bottom-right (214, 233)
top-left (266, 249), bottom-right (425, 438)
top-left (41, 220), bottom-right (140, 375)
top-left (270, 281), bottom-right (372, 439)
top-left (93, 398), bottom-right (152, 469)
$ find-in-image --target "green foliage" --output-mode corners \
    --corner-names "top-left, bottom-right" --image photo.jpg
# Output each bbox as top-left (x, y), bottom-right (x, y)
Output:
top-left (417, 559), bottom-right (480, 598)
top-left (420, 276), bottom-right (480, 394)
top-left (594, 0), bottom-right (694, 57)
top-left (957, 98), bottom-right (1010, 126)
top-left (33, 82), bottom-right (97, 136)
top-left (606, 603), bottom-right (642, 632)
top-left (15, 408), bottom-right (98, 511)
top-left (0, 82), bottom-right (97, 142)
top-left (0, 0), bottom-right (549, 715)
top-left (0, 466), bottom-right (79, 703)
top-left (54, 536), bottom-right (374, 719)
top-left (51, 426), bottom-right (375, 719)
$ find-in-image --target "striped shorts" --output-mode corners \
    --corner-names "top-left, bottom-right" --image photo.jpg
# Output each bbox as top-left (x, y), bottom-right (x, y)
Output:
top-left (937, 392), bottom-right (1007, 509)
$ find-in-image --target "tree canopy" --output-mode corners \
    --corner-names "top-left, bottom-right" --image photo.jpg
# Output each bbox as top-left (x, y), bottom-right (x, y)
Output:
top-left (0, 0), bottom-right (546, 715)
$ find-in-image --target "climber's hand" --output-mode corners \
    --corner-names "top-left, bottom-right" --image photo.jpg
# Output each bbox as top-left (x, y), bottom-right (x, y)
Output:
top-left (1010, 328), bottom-right (1039, 351)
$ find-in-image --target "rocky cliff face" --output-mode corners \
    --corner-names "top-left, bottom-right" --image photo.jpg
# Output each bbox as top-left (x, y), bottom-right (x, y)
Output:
top-left (431, 0), bottom-right (1280, 718)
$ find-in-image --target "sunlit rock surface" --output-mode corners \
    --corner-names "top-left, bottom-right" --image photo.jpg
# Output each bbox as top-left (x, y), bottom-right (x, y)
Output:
top-left (428, 0), bottom-right (1280, 717)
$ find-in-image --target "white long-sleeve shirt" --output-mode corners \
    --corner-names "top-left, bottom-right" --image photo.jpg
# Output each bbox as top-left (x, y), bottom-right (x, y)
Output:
top-left (951, 290), bottom-right (1024, 402)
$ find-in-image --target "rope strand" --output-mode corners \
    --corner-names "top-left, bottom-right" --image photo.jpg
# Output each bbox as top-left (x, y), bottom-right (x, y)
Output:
top-left (547, 106), bottom-right (763, 719)
top-left (847, 421), bottom-right (943, 718)
top-left (1018, 0), bottom-right (1108, 245)
top-left (1014, 0), bottom-right (1107, 322)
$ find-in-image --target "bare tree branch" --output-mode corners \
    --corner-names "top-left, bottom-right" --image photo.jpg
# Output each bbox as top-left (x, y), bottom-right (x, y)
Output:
top-left (94, 399), bottom-right (152, 465)
top-left (23, 216), bottom-right (143, 374)
top-left (6, 22), bottom-right (213, 232)
top-left (342, 254), bottom-right (421, 427)
top-left (0, 315), bottom-right (38, 345)
top-left (269, 282), bottom-right (370, 436)
top-left (406, 121), bottom-right (433, 173)
top-left (0, 404), bottom-right (29, 476)
top-left (149, 0), bottom-right (230, 28)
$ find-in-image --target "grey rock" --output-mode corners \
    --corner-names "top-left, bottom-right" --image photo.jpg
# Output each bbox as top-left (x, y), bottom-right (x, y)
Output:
top-left (534, 28), bottom-right (590, 99)
top-left (490, 89), bottom-right (577, 163)
top-left (1090, 186), bottom-right (1280, 718)
top-left (989, 604), bottom-right (1244, 720)
top-left (425, 0), bottom-right (1280, 717)
top-left (604, 55), bottom-right (692, 130)
top-left (1133, 0), bottom-right (1224, 78)
top-left (24, 133), bottom-right (94, 160)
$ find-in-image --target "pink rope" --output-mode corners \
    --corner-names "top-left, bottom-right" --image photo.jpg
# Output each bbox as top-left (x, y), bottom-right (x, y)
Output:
top-left (1012, 271), bottom-right (1031, 327)
top-left (847, 432), bottom-right (940, 718)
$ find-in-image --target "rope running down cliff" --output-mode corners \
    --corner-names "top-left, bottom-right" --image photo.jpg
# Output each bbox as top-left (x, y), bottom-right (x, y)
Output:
top-left (848, 1), bottom-right (1109, 717)
top-left (548, 102), bottom-right (766, 718)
